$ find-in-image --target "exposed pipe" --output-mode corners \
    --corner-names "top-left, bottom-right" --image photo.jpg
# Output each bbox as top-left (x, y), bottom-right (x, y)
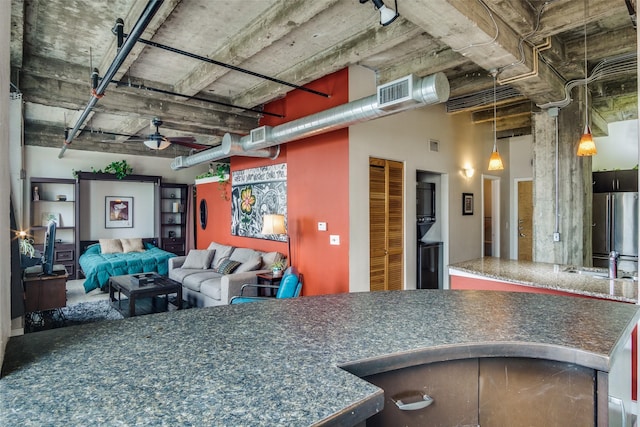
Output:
top-left (58, 0), bottom-right (164, 158)
top-left (171, 72), bottom-right (450, 170)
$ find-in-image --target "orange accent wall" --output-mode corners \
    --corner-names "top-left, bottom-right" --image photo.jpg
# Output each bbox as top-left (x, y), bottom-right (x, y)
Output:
top-left (196, 68), bottom-right (350, 296)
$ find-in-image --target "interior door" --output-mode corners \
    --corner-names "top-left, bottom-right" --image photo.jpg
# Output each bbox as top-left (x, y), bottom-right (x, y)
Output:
top-left (517, 180), bottom-right (533, 261)
top-left (369, 158), bottom-right (404, 291)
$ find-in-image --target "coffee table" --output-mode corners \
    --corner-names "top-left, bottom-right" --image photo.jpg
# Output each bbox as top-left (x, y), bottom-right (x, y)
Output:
top-left (109, 274), bottom-right (182, 317)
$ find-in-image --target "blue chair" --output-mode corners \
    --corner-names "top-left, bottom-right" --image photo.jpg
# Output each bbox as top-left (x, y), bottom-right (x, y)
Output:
top-left (230, 267), bottom-right (302, 304)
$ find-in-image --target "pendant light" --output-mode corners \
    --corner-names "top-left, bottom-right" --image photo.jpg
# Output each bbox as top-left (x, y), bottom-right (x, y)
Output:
top-left (577, 0), bottom-right (597, 156)
top-left (488, 69), bottom-right (504, 171)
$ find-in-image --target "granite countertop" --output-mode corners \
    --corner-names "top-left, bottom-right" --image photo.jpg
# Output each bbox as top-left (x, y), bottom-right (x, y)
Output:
top-left (2, 290), bottom-right (640, 426)
top-left (449, 257), bottom-right (639, 303)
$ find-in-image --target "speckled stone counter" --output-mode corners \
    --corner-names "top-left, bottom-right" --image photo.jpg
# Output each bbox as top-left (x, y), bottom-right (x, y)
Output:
top-left (449, 257), bottom-right (639, 303)
top-left (2, 291), bottom-right (640, 426)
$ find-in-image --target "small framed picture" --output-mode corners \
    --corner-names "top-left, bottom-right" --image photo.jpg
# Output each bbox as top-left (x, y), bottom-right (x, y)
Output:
top-left (106, 196), bottom-right (133, 228)
top-left (462, 193), bottom-right (474, 215)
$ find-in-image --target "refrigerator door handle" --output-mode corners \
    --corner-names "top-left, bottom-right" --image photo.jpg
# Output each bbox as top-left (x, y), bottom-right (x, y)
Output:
top-left (607, 194), bottom-right (612, 251)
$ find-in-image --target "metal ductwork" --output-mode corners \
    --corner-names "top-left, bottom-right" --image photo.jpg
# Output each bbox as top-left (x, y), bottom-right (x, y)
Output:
top-left (170, 72), bottom-right (449, 170)
top-left (170, 133), bottom-right (279, 170)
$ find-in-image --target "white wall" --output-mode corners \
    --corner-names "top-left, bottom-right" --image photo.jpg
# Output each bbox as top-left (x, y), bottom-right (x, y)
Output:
top-left (0, 0), bottom-right (11, 367)
top-left (593, 120), bottom-right (638, 171)
top-left (79, 180), bottom-right (156, 240)
top-left (348, 65), bottom-right (489, 292)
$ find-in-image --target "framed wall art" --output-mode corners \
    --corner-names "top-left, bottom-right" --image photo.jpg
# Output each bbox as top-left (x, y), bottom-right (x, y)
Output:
top-left (462, 193), bottom-right (474, 216)
top-left (106, 196), bottom-right (133, 228)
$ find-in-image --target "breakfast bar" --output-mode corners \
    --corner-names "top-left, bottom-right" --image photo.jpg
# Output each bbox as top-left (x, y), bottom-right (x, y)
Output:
top-left (2, 290), bottom-right (639, 426)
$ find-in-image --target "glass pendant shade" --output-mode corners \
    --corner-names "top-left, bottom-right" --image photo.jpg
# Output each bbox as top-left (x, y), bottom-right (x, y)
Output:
top-left (488, 149), bottom-right (504, 171)
top-left (576, 124), bottom-right (597, 156)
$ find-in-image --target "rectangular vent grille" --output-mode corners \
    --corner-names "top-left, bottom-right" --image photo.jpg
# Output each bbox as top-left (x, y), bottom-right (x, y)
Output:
top-left (251, 126), bottom-right (267, 144)
top-left (377, 75), bottom-right (419, 111)
top-left (429, 139), bottom-right (439, 152)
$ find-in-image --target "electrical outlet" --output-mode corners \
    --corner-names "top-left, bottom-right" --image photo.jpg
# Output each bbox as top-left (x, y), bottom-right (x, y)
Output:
top-left (318, 222), bottom-right (327, 231)
top-left (330, 235), bottom-right (340, 245)
top-left (553, 232), bottom-right (561, 242)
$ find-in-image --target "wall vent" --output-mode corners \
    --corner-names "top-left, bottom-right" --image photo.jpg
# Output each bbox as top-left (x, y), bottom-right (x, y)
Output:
top-left (250, 126), bottom-right (267, 144)
top-left (172, 156), bottom-right (185, 169)
top-left (377, 75), bottom-right (419, 111)
top-left (429, 139), bottom-right (439, 152)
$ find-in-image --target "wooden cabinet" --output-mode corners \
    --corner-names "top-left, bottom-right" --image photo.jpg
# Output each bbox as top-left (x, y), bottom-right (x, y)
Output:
top-left (369, 158), bottom-right (404, 291)
top-left (23, 266), bottom-right (67, 312)
top-left (365, 357), bottom-right (597, 427)
top-left (593, 169), bottom-right (638, 193)
top-left (160, 183), bottom-right (188, 255)
top-left (30, 178), bottom-right (77, 279)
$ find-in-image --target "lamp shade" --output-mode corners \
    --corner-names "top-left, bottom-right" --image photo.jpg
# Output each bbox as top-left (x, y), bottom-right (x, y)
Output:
top-left (576, 125), bottom-right (597, 156)
top-left (261, 214), bottom-right (286, 235)
top-left (488, 150), bottom-right (504, 171)
top-left (379, 5), bottom-right (399, 25)
top-left (144, 138), bottom-right (171, 150)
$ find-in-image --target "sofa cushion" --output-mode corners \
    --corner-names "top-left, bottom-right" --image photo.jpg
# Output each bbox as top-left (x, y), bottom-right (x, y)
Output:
top-left (261, 251), bottom-right (285, 269)
top-left (230, 247), bottom-right (260, 263)
top-left (182, 249), bottom-right (215, 269)
top-left (200, 277), bottom-right (223, 301)
top-left (182, 271), bottom-right (223, 292)
top-left (99, 238), bottom-right (123, 254)
top-left (215, 259), bottom-right (242, 274)
top-left (169, 268), bottom-right (207, 285)
top-left (120, 238), bottom-right (145, 253)
top-left (207, 242), bottom-right (235, 268)
top-left (235, 254), bottom-right (263, 273)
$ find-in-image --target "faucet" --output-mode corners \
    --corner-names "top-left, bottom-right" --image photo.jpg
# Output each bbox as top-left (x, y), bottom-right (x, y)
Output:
top-left (608, 251), bottom-right (619, 279)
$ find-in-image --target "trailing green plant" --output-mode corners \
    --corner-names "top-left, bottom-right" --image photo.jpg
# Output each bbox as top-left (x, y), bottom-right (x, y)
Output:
top-left (76, 160), bottom-right (133, 179)
top-left (19, 238), bottom-right (35, 258)
top-left (196, 163), bottom-right (231, 200)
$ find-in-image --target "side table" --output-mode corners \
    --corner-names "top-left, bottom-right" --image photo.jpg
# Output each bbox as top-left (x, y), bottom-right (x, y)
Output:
top-left (256, 272), bottom-right (283, 297)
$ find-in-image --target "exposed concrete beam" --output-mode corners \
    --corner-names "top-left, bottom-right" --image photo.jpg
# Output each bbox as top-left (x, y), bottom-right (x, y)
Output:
top-left (590, 107), bottom-right (608, 137)
top-left (472, 101), bottom-right (534, 124)
top-left (376, 47), bottom-right (469, 85)
top-left (233, 18), bottom-right (421, 107)
top-left (533, 0), bottom-right (630, 40)
top-left (97, 0), bottom-right (183, 83)
top-left (564, 27), bottom-right (637, 65)
top-left (18, 72), bottom-right (258, 134)
top-left (399, 0), bottom-right (566, 104)
top-left (175, 0), bottom-right (342, 96)
top-left (24, 122), bottom-right (193, 158)
top-left (10, 0), bottom-right (24, 68)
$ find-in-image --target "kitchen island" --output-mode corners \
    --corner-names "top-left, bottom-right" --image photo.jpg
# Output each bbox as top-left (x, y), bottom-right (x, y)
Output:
top-left (449, 257), bottom-right (638, 303)
top-left (2, 290), bottom-right (639, 426)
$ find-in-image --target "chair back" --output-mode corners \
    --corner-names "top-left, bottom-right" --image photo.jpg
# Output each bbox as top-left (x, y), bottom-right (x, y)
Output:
top-left (275, 267), bottom-right (302, 299)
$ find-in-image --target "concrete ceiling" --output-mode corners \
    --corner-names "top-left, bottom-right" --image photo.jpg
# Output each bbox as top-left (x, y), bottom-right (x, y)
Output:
top-left (10, 0), bottom-right (638, 158)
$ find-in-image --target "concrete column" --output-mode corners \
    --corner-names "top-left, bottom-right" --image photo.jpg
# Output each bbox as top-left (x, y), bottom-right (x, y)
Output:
top-left (532, 93), bottom-right (592, 266)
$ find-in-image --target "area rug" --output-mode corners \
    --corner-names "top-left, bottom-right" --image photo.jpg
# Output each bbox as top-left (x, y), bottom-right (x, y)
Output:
top-left (61, 300), bottom-right (125, 326)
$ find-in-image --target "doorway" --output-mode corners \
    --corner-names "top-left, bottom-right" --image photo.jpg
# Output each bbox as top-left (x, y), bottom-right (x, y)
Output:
top-left (482, 175), bottom-right (500, 257)
top-left (369, 157), bottom-right (404, 291)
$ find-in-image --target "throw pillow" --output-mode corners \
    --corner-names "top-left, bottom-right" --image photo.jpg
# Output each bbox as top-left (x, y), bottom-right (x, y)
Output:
top-left (207, 242), bottom-right (235, 269)
top-left (120, 238), bottom-right (145, 253)
top-left (99, 238), bottom-right (123, 254)
top-left (214, 259), bottom-right (242, 275)
top-left (182, 249), bottom-right (215, 269)
top-left (235, 255), bottom-right (263, 273)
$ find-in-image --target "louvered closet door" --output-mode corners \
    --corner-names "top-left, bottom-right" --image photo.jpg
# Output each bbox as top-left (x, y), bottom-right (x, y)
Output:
top-left (369, 158), bottom-right (404, 291)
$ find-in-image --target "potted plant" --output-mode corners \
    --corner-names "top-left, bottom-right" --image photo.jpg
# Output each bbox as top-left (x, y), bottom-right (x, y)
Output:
top-left (271, 260), bottom-right (286, 277)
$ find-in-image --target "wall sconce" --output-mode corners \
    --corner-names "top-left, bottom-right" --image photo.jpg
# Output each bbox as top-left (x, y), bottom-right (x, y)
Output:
top-left (463, 167), bottom-right (475, 179)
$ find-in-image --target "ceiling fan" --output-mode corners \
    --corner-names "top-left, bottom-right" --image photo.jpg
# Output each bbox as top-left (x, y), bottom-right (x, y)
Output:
top-left (134, 118), bottom-right (209, 150)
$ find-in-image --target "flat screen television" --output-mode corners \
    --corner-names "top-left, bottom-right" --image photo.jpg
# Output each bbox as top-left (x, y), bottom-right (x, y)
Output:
top-left (42, 219), bottom-right (57, 276)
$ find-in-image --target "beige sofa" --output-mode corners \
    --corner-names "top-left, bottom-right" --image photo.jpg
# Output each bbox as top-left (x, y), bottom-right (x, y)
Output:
top-left (167, 241), bottom-right (284, 307)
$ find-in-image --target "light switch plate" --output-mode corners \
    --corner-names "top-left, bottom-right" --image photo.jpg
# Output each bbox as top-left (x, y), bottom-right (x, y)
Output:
top-left (318, 222), bottom-right (327, 231)
top-left (330, 235), bottom-right (340, 245)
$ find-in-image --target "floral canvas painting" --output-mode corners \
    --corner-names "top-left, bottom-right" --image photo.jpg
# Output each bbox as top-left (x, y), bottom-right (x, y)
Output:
top-left (231, 163), bottom-right (287, 240)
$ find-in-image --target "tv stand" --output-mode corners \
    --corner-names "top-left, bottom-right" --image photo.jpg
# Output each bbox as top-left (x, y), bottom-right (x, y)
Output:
top-left (23, 264), bottom-right (68, 312)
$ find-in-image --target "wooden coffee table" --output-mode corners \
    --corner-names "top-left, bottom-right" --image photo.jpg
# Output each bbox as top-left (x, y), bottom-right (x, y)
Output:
top-left (109, 274), bottom-right (182, 317)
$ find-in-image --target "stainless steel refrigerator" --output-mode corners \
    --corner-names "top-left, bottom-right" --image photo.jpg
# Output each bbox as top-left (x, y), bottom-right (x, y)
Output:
top-left (592, 192), bottom-right (638, 272)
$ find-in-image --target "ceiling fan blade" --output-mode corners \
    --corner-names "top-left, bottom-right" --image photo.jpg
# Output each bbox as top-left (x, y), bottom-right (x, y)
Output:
top-left (167, 136), bottom-right (209, 150)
